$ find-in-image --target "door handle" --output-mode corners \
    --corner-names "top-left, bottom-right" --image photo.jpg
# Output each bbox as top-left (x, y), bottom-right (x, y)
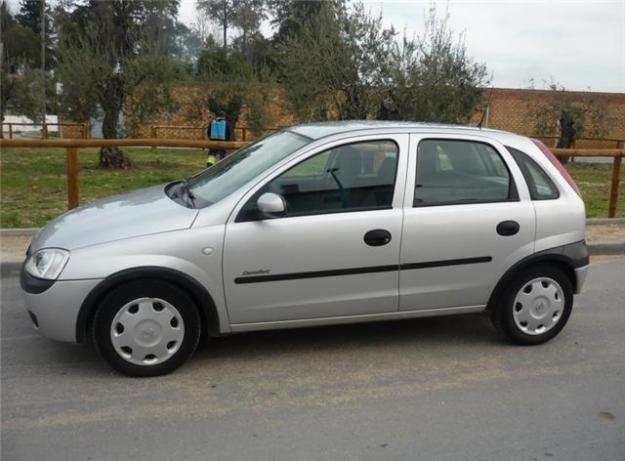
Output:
top-left (364, 229), bottom-right (392, 247)
top-left (497, 220), bottom-right (520, 236)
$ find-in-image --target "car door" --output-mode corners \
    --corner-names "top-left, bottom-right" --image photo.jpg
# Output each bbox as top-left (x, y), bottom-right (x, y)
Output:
top-left (223, 134), bottom-right (409, 325)
top-left (399, 134), bottom-right (535, 311)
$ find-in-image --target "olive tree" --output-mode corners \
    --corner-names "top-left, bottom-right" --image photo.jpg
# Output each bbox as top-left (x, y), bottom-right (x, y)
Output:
top-left (278, 1), bottom-right (395, 121)
top-left (55, 0), bottom-right (184, 168)
top-left (383, 6), bottom-right (489, 123)
top-left (529, 82), bottom-right (614, 149)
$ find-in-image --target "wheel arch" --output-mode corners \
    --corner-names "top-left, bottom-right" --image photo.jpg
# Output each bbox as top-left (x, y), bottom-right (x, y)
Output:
top-left (76, 266), bottom-right (221, 344)
top-left (486, 241), bottom-right (588, 313)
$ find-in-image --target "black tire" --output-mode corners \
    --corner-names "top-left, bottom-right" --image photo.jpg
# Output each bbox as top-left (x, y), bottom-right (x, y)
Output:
top-left (491, 264), bottom-right (573, 345)
top-left (90, 279), bottom-right (201, 377)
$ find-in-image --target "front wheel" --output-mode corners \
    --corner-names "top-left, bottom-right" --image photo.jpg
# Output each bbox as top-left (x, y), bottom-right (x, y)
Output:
top-left (492, 264), bottom-right (573, 345)
top-left (91, 280), bottom-right (201, 377)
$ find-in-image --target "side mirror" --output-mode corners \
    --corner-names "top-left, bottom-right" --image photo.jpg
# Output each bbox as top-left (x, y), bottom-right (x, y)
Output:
top-left (256, 192), bottom-right (286, 218)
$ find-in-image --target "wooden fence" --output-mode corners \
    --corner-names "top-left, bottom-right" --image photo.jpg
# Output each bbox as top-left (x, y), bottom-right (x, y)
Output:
top-left (0, 122), bottom-right (89, 139)
top-left (150, 124), bottom-right (283, 142)
top-left (538, 136), bottom-right (624, 150)
top-left (0, 138), bottom-right (622, 217)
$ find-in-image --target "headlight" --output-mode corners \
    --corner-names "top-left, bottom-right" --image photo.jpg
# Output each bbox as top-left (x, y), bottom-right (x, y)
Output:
top-left (24, 249), bottom-right (70, 280)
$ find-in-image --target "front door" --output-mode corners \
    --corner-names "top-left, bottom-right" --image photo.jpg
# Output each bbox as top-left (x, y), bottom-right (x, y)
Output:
top-left (223, 135), bottom-right (409, 325)
top-left (399, 135), bottom-right (536, 311)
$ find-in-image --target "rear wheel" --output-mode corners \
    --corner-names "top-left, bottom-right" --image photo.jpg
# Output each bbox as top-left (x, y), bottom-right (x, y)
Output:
top-left (91, 280), bottom-right (201, 377)
top-left (492, 264), bottom-right (573, 345)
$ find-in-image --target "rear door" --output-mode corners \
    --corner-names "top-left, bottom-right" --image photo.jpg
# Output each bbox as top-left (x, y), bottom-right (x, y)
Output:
top-left (399, 134), bottom-right (535, 311)
top-left (223, 134), bottom-right (409, 325)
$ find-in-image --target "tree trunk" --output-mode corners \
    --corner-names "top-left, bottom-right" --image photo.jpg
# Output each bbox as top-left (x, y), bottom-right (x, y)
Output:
top-left (98, 84), bottom-right (132, 169)
top-left (556, 110), bottom-right (576, 164)
top-left (99, 146), bottom-right (131, 169)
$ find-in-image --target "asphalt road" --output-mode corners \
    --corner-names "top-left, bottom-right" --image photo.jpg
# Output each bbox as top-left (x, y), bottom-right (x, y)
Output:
top-left (2, 258), bottom-right (624, 461)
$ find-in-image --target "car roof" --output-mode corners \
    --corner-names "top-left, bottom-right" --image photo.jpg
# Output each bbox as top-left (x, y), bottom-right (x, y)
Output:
top-left (288, 120), bottom-right (518, 142)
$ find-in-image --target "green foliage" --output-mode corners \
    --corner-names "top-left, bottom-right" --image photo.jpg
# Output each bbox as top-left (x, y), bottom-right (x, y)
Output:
top-left (16, 0), bottom-right (48, 34)
top-left (54, 0), bottom-right (189, 138)
top-left (276, 2), bottom-right (485, 124)
top-left (194, 35), bottom-right (276, 137)
top-left (385, 6), bottom-right (489, 123)
top-left (1, 1), bottom-right (39, 69)
top-left (269, 0), bottom-right (345, 44)
top-left (15, 0), bottom-right (55, 68)
top-left (529, 82), bottom-right (615, 147)
top-left (197, 0), bottom-right (266, 51)
top-left (0, 1), bottom-right (47, 121)
top-left (1, 68), bottom-right (45, 123)
top-left (278, 1), bottom-right (395, 121)
top-left (197, 47), bottom-right (255, 81)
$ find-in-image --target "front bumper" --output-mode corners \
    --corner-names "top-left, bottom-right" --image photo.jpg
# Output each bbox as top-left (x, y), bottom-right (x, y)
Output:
top-left (22, 274), bottom-right (102, 343)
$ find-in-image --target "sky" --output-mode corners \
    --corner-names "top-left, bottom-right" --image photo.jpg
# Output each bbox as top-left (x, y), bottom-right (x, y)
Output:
top-left (8, 0), bottom-right (625, 92)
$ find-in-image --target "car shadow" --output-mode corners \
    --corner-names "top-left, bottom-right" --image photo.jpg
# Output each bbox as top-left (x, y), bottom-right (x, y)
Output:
top-left (192, 313), bottom-right (503, 363)
top-left (8, 313), bottom-right (502, 378)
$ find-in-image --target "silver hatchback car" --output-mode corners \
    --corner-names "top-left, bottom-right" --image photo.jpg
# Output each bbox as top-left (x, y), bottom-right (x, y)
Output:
top-left (22, 122), bottom-right (589, 376)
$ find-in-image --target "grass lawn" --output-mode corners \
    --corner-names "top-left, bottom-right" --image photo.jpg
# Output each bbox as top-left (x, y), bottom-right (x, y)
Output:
top-left (1, 147), bottom-right (623, 228)
top-left (1, 147), bottom-right (204, 228)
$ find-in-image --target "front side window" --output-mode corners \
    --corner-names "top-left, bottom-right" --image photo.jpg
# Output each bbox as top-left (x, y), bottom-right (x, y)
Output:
top-left (414, 139), bottom-right (514, 206)
top-left (187, 130), bottom-right (311, 207)
top-left (243, 140), bottom-right (399, 219)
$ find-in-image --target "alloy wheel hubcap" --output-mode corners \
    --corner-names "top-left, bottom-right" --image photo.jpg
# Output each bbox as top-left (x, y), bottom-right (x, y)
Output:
top-left (110, 297), bottom-right (185, 366)
top-left (512, 277), bottom-right (565, 336)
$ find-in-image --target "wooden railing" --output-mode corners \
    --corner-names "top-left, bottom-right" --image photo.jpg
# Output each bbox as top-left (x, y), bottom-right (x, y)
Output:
top-left (0, 122), bottom-right (89, 139)
top-left (150, 124), bottom-right (283, 142)
top-left (538, 136), bottom-right (624, 149)
top-left (0, 138), bottom-right (622, 217)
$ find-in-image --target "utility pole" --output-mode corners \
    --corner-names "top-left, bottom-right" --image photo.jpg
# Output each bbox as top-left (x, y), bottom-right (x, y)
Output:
top-left (41, 0), bottom-right (46, 129)
top-left (223, 0), bottom-right (227, 50)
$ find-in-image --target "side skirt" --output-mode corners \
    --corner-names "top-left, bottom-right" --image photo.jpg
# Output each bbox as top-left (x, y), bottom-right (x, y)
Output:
top-left (229, 304), bottom-right (486, 333)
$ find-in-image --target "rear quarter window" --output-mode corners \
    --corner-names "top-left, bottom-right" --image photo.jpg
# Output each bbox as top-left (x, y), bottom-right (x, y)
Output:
top-left (507, 146), bottom-right (559, 200)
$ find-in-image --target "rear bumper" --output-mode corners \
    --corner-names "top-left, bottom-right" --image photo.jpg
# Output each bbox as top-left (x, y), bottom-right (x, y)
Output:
top-left (574, 265), bottom-right (589, 294)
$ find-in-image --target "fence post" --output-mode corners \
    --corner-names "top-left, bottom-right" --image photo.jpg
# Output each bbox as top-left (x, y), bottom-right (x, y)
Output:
top-left (66, 147), bottom-right (80, 209)
top-left (42, 123), bottom-right (48, 139)
top-left (608, 144), bottom-right (623, 218)
top-left (8, 123), bottom-right (13, 139)
top-left (151, 126), bottom-right (157, 151)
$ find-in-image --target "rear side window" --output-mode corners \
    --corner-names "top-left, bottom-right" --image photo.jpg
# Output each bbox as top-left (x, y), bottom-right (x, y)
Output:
top-left (414, 139), bottom-right (515, 206)
top-left (507, 147), bottom-right (559, 200)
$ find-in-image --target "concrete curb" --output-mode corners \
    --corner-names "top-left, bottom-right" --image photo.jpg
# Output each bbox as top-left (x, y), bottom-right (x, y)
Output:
top-left (0, 228), bottom-right (39, 237)
top-left (587, 218), bottom-right (625, 225)
top-left (2, 241), bottom-right (624, 278)
top-left (1, 260), bottom-right (24, 278)
top-left (587, 241), bottom-right (625, 256)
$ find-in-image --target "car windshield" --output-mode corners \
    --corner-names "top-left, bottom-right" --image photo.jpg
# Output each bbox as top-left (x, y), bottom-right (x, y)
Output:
top-left (186, 130), bottom-right (311, 207)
